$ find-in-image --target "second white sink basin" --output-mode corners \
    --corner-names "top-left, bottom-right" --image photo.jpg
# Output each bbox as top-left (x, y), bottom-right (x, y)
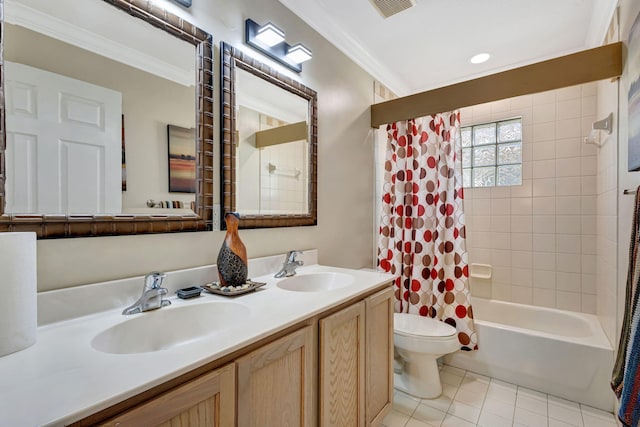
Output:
top-left (277, 272), bottom-right (354, 292)
top-left (91, 301), bottom-right (250, 354)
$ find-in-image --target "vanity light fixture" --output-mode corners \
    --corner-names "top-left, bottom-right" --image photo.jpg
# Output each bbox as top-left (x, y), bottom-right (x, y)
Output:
top-left (255, 22), bottom-right (285, 47)
top-left (286, 44), bottom-right (312, 64)
top-left (245, 19), bottom-right (312, 73)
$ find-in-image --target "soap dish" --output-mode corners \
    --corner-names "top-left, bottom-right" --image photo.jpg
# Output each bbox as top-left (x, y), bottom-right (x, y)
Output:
top-left (201, 280), bottom-right (267, 296)
top-left (176, 286), bottom-right (203, 299)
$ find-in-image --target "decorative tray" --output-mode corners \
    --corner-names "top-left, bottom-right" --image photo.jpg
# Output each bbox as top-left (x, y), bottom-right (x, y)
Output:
top-left (201, 280), bottom-right (267, 296)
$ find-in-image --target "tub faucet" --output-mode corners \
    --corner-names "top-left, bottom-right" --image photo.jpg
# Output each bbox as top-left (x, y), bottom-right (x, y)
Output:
top-left (274, 251), bottom-right (304, 278)
top-left (122, 271), bottom-right (171, 315)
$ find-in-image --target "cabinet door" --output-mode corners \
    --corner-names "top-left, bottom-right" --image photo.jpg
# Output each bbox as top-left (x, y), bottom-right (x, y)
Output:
top-left (365, 287), bottom-right (394, 426)
top-left (236, 326), bottom-right (315, 427)
top-left (99, 363), bottom-right (236, 427)
top-left (319, 301), bottom-right (366, 427)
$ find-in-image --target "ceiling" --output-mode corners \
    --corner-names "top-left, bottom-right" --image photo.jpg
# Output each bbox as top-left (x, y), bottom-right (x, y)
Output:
top-left (279, 0), bottom-right (618, 97)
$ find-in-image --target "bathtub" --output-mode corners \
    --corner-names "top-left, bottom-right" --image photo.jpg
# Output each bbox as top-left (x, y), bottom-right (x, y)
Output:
top-left (443, 297), bottom-right (615, 411)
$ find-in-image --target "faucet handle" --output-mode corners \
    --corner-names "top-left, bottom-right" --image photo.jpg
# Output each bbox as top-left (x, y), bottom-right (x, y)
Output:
top-left (144, 271), bottom-right (167, 290)
top-left (286, 250), bottom-right (303, 263)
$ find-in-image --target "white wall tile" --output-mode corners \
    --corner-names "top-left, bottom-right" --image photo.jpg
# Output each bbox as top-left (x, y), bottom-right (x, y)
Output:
top-left (555, 138), bottom-right (581, 159)
top-left (557, 291), bottom-right (581, 312)
top-left (533, 288), bottom-right (556, 307)
top-left (556, 99), bottom-right (581, 120)
top-left (532, 123), bottom-right (555, 142)
top-left (511, 216), bottom-right (533, 233)
top-left (556, 272), bottom-right (581, 292)
top-left (533, 91), bottom-right (556, 105)
top-left (533, 141), bottom-right (556, 160)
top-left (533, 252), bottom-right (556, 271)
top-left (556, 177), bottom-right (581, 196)
top-left (461, 86), bottom-right (605, 313)
top-left (532, 197), bottom-right (556, 215)
top-left (556, 157), bottom-right (581, 177)
top-left (533, 270), bottom-right (556, 289)
top-left (555, 85), bottom-right (582, 101)
top-left (555, 118), bottom-right (581, 139)
top-left (533, 160), bottom-right (556, 179)
top-left (556, 215), bottom-right (581, 235)
top-left (533, 104), bottom-right (557, 124)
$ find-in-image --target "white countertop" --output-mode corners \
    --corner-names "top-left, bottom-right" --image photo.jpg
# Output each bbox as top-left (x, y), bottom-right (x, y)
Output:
top-left (0, 257), bottom-right (393, 426)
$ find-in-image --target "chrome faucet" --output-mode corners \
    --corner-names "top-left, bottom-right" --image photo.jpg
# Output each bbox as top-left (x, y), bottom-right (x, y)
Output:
top-left (274, 250), bottom-right (304, 278)
top-left (122, 272), bottom-right (171, 315)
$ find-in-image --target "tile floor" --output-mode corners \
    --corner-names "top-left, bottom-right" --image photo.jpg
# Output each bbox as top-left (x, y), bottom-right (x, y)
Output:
top-left (382, 365), bottom-right (619, 427)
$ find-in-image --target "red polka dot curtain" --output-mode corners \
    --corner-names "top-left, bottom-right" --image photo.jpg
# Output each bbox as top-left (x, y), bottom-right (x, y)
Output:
top-left (377, 112), bottom-right (478, 351)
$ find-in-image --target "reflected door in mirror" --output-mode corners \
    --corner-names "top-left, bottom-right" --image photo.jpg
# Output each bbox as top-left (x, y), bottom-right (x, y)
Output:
top-left (5, 61), bottom-right (122, 214)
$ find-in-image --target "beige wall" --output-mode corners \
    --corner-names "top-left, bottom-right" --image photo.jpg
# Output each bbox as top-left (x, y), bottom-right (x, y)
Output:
top-left (29, 0), bottom-right (376, 290)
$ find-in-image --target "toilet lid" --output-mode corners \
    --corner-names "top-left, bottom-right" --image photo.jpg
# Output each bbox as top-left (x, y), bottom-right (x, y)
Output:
top-left (394, 313), bottom-right (457, 337)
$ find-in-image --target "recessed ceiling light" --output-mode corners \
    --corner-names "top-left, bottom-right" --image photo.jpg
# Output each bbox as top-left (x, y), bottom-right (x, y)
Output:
top-left (470, 53), bottom-right (491, 64)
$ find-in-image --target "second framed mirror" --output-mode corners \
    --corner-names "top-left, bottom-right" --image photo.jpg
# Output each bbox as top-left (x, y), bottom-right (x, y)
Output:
top-left (220, 42), bottom-right (317, 229)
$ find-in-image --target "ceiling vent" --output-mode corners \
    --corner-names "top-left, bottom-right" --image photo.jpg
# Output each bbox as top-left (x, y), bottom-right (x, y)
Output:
top-left (369, 0), bottom-right (416, 18)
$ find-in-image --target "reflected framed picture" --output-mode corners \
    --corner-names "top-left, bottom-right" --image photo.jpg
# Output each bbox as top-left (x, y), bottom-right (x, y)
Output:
top-left (167, 125), bottom-right (196, 193)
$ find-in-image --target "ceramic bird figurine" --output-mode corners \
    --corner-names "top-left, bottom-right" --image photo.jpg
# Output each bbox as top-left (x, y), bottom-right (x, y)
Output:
top-left (217, 212), bottom-right (248, 287)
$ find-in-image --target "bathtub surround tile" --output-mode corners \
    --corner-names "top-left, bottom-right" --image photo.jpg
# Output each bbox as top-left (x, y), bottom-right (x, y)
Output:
top-left (533, 178), bottom-right (556, 197)
top-left (512, 251), bottom-right (533, 269)
top-left (533, 252), bottom-right (556, 271)
top-left (511, 285), bottom-right (533, 304)
top-left (556, 272), bottom-right (581, 292)
top-left (533, 288), bottom-right (557, 307)
top-left (556, 215), bottom-right (582, 235)
top-left (533, 215), bottom-right (556, 233)
top-left (556, 234), bottom-right (581, 254)
top-left (557, 291), bottom-right (582, 312)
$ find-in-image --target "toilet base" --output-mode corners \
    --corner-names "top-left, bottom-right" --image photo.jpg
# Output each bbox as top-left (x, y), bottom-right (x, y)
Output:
top-left (393, 352), bottom-right (443, 399)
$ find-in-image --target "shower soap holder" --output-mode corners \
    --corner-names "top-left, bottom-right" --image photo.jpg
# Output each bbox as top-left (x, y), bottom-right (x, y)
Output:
top-left (469, 263), bottom-right (492, 280)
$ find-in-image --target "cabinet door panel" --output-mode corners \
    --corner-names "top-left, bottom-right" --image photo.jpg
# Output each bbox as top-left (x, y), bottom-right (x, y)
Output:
top-left (366, 287), bottom-right (394, 426)
top-left (320, 302), bottom-right (366, 427)
top-left (99, 363), bottom-right (235, 427)
top-left (236, 326), bottom-right (315, 427)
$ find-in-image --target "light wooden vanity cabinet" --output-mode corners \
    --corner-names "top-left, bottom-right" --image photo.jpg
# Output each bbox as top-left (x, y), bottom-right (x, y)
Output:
top-left (76, 283), bottom-right (393, 427)
top-left (319, 287), bottom-right (394, 427)
top-left (98, 363), bottom-right (236, 427)
top-left (236, 325), bottom-right (316, 427)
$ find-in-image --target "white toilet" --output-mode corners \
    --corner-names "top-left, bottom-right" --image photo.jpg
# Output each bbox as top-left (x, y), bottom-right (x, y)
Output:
top-left (393, 313), bottom-right (460, 399)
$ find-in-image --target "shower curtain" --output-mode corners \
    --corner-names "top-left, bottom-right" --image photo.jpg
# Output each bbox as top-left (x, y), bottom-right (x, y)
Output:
top-left (377, 112), bottom-right (477, 351)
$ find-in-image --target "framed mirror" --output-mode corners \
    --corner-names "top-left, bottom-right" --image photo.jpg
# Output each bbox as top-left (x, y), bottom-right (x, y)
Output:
top-left (0, 0), bottom-right (214, 238)
top-left (221, 42), bottom-right (317, 229)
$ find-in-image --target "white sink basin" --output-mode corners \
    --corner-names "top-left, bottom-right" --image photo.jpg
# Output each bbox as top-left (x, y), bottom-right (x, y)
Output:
top-left (276, 272), bottom-right (354, 292)
top-left (91, 301), bottom-right (250, 354)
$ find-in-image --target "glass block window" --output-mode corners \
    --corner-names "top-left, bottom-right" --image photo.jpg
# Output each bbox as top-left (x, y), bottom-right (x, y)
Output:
top-left (460, 118), bottom-right (522, 188)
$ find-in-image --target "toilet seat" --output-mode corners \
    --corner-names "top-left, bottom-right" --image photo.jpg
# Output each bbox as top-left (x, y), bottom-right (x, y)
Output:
top-left (394, 313), bottom-right (457, 340)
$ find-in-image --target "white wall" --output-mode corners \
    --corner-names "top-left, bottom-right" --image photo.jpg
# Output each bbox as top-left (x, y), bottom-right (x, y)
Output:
top-left (616, 0), bottom-right (640, 346)
top-left (33, 0), bottom-right (376, 290)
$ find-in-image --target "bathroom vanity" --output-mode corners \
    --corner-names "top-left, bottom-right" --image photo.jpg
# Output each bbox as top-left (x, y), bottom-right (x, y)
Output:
top-left (0, 253), bottom-right (394, 426)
